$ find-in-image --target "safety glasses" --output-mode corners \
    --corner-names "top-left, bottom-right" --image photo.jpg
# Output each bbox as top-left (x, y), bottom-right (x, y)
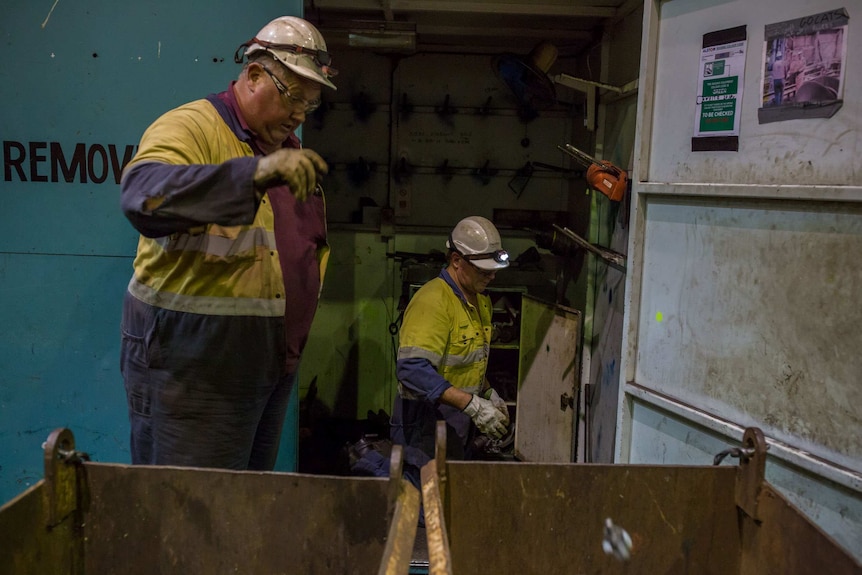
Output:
top-left (261, 66), bottom-right (322, 113)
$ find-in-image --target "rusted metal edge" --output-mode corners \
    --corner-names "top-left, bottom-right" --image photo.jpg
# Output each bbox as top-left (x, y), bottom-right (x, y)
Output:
top-left (378, 444), bottom-right (421, 575)
top-left (419, 421), bottom-right (454, 575)
top-left (389, 444), bottom-right (405, 514)
top-left (378, 477), bottom-right (421, 575)
top-left (736, 427), bottom-right (767, 521)
top-left (421, 460), bottom-right (453, 575)
top-left (43, 428), bottom-right (79, 528)
top-left (434, 421), bottom-right (448, 510)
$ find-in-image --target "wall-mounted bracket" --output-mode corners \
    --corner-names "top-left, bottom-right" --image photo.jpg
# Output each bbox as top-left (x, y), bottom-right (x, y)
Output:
top-left (552, 73), bottom-right (638, 131)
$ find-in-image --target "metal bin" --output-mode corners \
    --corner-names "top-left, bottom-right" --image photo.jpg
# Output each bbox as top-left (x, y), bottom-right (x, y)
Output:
top-left (0, 428), bottom-right (420, 575)
top-left (420, 423), bottom-right (860, 575)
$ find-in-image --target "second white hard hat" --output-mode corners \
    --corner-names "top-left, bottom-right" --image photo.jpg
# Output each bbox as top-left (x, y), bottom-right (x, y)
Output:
top-left (447, 216), bottom-right (510, 270)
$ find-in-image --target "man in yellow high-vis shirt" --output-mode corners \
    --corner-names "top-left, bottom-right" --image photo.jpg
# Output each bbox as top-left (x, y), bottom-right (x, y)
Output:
top-left (392, 216), bottom-right (511, 472)
top-left (119, 16), bottom-right (336, 470)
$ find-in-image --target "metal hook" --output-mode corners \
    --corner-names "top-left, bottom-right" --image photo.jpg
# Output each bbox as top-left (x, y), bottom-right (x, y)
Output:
top-left (713, 446), bottom-right (757, 466)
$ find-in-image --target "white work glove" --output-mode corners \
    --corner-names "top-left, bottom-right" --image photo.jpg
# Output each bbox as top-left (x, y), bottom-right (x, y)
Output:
top-left (463, 394), bottom-right (509, 439)
top-left (482, 388), bottom-right (510, 427)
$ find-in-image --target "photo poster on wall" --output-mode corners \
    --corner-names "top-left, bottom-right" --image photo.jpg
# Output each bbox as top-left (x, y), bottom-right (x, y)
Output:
top-left (757, 7), bottom-right (849, 124)
top-left (692, 25), bottom-right (747, 152)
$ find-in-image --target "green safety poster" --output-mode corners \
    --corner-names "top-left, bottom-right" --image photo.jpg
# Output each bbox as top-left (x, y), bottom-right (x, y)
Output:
top-left (694, 31), bottom-right (747, 138)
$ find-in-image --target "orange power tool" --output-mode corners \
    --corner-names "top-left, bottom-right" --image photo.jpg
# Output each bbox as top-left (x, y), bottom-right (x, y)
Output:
top-left (558, 143), bottom-right (628, 202)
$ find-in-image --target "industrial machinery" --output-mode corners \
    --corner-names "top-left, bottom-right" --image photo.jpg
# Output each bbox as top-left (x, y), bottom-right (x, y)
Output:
top-left (0, 428), bottom-right (419, 575)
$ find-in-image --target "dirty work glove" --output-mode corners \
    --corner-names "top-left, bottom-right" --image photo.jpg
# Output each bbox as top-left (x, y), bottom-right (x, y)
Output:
top-left (481, 388), bottom-right (510, 427)
top-left (463, 395), bottom-right (509, 439)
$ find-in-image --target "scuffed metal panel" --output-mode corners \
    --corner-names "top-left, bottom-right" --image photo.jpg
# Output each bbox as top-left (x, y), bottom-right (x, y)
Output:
top-left (627, 384), bottom-right (862, 560)
top-left (0, 482), bottom-right (78, 575)
top-left (740, 483), bottom-right (862, 575)
top-left (635, 197), bottom-right (862, 470)
top-left (624, 0), bottom-right (862, 564)
top-left (515, 296), bottom-right (582, 462)
top-left (766, 455), bottom-right (862, 561)
top-left (444, 461), bottom-right (740, 574)
top-left (424, 425), bottom-right (861, 574)
top-left (587, 93), bottom-right (640, 465)
top-left (81, 464), bottom-right (391, 574)
top-left (1, 432), bottom-right (420, 575)
top-left (628, 401), bottom-right (736, 466)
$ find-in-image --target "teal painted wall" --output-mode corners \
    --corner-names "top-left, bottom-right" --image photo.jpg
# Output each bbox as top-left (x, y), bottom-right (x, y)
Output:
top-left (0, 0), bottom-right (302, 503)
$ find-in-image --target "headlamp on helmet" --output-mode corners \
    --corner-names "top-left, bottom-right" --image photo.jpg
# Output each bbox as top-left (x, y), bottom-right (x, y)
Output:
top-left (446, 216), bottom-right (509, 271)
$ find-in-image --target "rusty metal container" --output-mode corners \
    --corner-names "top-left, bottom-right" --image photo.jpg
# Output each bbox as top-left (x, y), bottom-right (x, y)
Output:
top-left (421, 423), bottom-right (861, 575)
top-left (0, 428), bottom-right (419, 575)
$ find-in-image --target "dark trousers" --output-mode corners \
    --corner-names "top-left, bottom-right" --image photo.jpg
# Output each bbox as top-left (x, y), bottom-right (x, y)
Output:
top-left (390, 396), bottom-right (476, 472)
top-left (120, 291), bottom-right (292, 470)
top-left (773, 79), bottom-right (785, 104)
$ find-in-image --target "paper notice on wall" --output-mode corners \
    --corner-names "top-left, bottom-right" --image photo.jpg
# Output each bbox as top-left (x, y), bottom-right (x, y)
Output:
top-left (758, 8), bottom-right (848, 123)
top-left (694, 33), bottom-right (747, 138)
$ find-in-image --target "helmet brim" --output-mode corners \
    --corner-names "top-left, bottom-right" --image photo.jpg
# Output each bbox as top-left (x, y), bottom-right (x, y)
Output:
top-left (279, 59), bottom-right (337, 90)
top-left (473, 259), bottom-right (509, 271)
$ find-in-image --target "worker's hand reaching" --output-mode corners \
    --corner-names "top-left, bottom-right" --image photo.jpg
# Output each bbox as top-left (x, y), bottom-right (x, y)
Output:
top-left (253, 148), bottom-right (328, 202)
top-left (482, 388), bottom-right (510, 427)
top-left (463, 394), bottom-right (509, 439)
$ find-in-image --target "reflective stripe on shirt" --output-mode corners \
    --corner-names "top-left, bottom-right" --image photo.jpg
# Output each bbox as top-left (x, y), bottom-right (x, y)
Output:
top-left (396, 274), bottom-right (493, 394)
top-left (128, 277), bottom-right (286, 316)
top-left (154, 227), bottom-right (277, 257)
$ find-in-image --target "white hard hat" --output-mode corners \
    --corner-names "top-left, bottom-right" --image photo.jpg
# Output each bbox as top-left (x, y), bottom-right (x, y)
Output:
top-left (446, 216), bottom-right (510, 271)
top-left (235, 16), bottom-right (337, 90)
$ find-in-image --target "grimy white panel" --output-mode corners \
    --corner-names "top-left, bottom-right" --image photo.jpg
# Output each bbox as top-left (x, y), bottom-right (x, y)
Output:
top-left (649, 0), bottom-right (860, 186)
top-left (623, 0), bottom-right (862, 561)
top-left (636, 197), bottom-right (862, 472)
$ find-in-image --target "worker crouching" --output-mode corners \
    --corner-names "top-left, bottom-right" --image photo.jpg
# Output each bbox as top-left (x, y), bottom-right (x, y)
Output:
top-left (391, 216), bottom-right (511, 484)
